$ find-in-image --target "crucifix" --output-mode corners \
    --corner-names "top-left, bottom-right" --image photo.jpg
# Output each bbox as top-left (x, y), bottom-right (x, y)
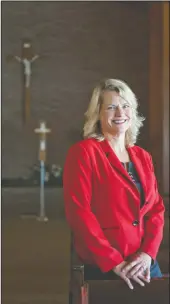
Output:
top-left (34, 121), bottom-right (51, 222)
top-left (7, 40), bottom-right (39, 124)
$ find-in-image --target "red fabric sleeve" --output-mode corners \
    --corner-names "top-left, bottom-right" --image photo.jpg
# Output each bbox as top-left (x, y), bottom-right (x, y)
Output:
top-left (140, 154), bottom-right (165, 259)
top-left (63, 143), bottom-right (124, 272)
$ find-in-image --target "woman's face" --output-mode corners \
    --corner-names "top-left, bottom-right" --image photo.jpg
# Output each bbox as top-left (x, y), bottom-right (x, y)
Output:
top-left (99, 90), bottom-right (132, 137)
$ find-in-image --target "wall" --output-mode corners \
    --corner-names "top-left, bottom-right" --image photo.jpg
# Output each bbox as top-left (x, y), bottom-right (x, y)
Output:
top-left (2, 2), bottom-right (149, 177)
top-left (148, 2), bottom-right (169, 195)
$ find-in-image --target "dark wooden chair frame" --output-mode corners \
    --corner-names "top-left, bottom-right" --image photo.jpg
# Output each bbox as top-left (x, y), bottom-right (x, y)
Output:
top-left (69, 236), bottom-right (169, 304)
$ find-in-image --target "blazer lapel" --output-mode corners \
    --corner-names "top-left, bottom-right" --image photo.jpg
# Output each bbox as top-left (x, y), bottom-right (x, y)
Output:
top-left (99, 140), bottom-right (147, 199)
top-left (99, 140), bottom-right (134, 183)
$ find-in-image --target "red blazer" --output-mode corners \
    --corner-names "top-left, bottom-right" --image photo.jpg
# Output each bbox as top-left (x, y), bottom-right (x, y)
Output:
top-left (63, 138), bottom-right (165, 273)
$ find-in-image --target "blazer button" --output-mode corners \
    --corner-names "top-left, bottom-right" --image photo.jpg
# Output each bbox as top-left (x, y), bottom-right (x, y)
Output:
top-left (132, 220), bottom-right (139, 226)
top-left (145, 201), bottom-right (149, 205)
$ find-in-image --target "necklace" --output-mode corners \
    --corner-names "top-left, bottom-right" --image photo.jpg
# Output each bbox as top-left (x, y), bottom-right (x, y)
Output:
top-left (124, 162), bottom-right (136, 183)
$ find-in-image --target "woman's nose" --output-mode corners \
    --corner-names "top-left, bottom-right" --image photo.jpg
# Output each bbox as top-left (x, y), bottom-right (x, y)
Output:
top-left (115, 105), bottom-right (124, 116)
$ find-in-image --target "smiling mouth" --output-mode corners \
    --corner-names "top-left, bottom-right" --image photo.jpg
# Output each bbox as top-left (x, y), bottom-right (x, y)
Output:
top-left (112, 119), bottom-right (127, 124)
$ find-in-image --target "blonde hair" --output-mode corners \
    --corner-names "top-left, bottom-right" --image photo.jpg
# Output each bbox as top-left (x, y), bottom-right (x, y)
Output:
top-left (83, 79), bottom-right (145, 146)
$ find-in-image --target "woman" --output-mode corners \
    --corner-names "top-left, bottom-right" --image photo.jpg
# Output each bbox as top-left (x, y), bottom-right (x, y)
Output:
top-left (63, 79), bottom-right (165, 290)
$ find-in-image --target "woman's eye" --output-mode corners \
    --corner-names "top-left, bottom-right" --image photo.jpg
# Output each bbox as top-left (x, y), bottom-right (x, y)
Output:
top-left (123, 104), bottom-right (129, 108)
top-left (108, 106), bottom-right (116, 110)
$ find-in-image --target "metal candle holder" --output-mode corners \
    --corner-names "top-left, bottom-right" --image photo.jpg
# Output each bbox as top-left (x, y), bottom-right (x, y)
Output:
top-left (34, 121), bottom-right (51, 222)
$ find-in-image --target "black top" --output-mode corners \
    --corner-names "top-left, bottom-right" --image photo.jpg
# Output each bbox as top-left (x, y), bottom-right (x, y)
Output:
top-left (122, 161), bottom-right (145, 208)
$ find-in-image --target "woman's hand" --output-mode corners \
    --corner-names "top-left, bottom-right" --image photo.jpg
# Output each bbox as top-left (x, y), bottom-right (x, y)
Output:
top-left (121, 252), bottom-right (152, 281)
top-left (112, 261), bottom-right (135, 290)
top-left (112, 253), bottom-right (151, 289)
top-left (112, 260), bottom-right (147, 289)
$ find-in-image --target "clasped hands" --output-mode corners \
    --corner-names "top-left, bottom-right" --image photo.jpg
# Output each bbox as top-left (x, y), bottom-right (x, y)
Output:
top-left (112, 252), bottom-right (152, 290)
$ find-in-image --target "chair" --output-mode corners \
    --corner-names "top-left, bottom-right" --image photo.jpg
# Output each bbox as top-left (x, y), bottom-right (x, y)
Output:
top-left (69, 235), bottom-right (169, 304)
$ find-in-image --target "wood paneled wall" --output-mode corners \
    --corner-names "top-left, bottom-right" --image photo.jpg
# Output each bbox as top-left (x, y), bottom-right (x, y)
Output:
top-left (162, 2), bottom-right (169, 197)
top-left (149, 2), bottom-right (169, 197)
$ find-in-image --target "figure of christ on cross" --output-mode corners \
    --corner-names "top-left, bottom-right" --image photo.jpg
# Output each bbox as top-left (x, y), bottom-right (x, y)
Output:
top-left (15, 54), bottom-right (39, 88)
top-left (8, 40), bottom-right (39, 124)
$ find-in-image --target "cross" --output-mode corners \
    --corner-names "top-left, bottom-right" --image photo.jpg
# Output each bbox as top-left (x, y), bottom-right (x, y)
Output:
top-left (34, 121), bottom-right (51, 222)
top-left (7, 39), bottom-right (39, 124)
top-left (34, 121), bottom-right (51, 162)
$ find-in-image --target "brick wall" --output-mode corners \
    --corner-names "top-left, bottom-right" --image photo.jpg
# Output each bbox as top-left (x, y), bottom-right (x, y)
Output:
top-left (2, 2), bottom-right (149, 177)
